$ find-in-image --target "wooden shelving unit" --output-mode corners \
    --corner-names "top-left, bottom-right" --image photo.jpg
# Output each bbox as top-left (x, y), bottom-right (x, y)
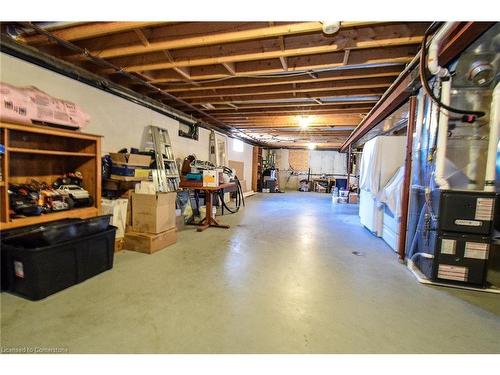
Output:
top-left (252, 146), bottom-right (263, 192)
top-left (0, 121), bottom-right (102, 230)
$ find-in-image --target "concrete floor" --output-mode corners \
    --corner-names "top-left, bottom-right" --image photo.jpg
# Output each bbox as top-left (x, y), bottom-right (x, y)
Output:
top-left (1, 192), bottom-right (500, 353)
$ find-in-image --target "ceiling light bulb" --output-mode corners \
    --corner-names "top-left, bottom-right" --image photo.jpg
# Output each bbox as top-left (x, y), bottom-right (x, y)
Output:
top-left (308, 143), bottom-right (316, 150)
top-left (298, 115), bottom-right (312, 129)
top-left (321, 21), bottom-right (341, 35)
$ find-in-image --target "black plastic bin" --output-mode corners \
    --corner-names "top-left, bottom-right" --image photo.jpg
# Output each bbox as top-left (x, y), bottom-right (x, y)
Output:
top-left (1, 217), bottom-right (116, 301)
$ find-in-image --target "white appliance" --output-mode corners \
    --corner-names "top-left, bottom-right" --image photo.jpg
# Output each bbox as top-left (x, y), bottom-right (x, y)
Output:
top-left (380, 166), bottom-right (405, 252)
top-left (358, 136), bottom-right (406, 237)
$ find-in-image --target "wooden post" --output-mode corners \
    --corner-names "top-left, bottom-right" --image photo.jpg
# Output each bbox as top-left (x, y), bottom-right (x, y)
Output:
top-left (347, 144), bottom-right (352, 198)
top-left (398, 96), bottom-right (417, 261)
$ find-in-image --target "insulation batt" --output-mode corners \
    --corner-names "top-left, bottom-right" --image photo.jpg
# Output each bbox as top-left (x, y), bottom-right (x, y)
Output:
top-left (0, 82), bottom-right (90, 128)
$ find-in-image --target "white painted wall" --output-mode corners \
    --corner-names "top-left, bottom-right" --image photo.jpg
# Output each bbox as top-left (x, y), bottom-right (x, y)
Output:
top-left (275, 148), bottom-right (347, 175)
top-left (0, 52), bottom-right (254, 185)
top-left (227, 137), bottom-right (253, 190)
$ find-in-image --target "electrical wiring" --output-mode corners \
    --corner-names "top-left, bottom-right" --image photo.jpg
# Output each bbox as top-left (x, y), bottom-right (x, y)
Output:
top-left (419, 28), bottom-right (486, 119)
top-left (164, 62), bottom-right (404, 86)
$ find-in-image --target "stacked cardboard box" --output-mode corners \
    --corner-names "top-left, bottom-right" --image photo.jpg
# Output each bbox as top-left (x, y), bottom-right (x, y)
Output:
top-left (109, 153), bottom-right (151, 182)
top-left (124, 192), bottom-right (177, 254)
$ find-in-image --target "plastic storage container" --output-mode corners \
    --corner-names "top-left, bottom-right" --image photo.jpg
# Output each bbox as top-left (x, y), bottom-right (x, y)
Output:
top-left (1, 216), bottom-right (116, 300)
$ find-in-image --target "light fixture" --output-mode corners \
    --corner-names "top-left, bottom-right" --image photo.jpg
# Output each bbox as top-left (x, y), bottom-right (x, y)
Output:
top-left (298, 115), bottom-right (312, 129)
top-left (308, 143), bottom-right (316, 150)
top-left (321, 21), bottom-right (341, 35)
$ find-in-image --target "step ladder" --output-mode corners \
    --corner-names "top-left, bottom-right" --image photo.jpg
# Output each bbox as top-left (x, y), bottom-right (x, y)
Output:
top-left (143, 125), bottom-right (180, 192)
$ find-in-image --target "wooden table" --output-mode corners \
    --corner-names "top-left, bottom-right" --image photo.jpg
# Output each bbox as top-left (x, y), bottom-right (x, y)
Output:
top-left (312, 178), bottom-right (335, 193)
top-left (179, 181), bottom-right (236, 232)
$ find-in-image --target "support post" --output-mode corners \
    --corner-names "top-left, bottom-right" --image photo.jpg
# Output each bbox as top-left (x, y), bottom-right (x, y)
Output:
top-left (398, 96), bottom-right (417, 261)
top-left (347, 144), bottom-right (352, 197)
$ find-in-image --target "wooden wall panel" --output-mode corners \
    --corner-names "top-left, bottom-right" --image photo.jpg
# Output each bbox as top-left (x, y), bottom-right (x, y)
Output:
top-left (288, 150), bottom-right (309, 172)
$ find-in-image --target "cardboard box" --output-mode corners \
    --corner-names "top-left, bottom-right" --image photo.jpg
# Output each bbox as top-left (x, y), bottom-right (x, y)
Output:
top-left (135, 181), bottom-right (156, 194)
top-left (124, 228), bottom-right (177, 254)
top-left (104, 179), bottom-right (137, 191)
top-left (101, 198), bottom-right (128, 238)
top-left (110, 174), bottom-right (150, 182)
top-left (228, 160), bottom-right (245, 180)
top-left (131, 192), bottom-right (176, 233)
top-left (110, 153), bottom-right (151, 167)
top-left (349, 193), bottom-right (359, 204)
top-left (111, 165), bottom-right (151, 179)
top-left (115, 238), bottom-right (124, 253)
top-left (176, 215), bottom-right (185, 231)
top-left (203, 170), bottom-right (218, 187)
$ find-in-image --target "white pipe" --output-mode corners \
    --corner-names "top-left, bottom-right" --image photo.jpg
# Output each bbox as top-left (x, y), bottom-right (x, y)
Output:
top-left (434, 79), bottom-right (452, 189)
top-left (427, 22), bottom-right (459, 77)
top-left (484, 82), bottom-right (500, 191)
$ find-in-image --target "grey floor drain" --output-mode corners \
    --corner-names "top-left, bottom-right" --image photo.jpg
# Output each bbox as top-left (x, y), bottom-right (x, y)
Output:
top-left (352, 251), bottom-right (364, 256)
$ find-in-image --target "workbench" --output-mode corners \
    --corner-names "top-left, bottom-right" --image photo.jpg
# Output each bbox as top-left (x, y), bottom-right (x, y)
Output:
top-left (179, 181), bottom-right (236, 232)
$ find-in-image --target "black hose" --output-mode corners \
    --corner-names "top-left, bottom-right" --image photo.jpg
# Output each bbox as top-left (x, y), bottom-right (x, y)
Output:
top-left (217, 177), bottom-right (245, 214)
top-left (419, 27), bottom-right (486, 119)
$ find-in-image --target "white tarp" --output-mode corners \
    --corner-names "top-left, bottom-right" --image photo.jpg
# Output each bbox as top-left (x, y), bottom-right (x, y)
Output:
top-left (381, 166), bottom-right (405, 218)
top-left (358, 136), bottom-right (406, 199)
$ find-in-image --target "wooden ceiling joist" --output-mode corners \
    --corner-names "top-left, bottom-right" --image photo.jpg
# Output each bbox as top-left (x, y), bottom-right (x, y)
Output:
top-left (118, 36), bottom-right (423, 72)
top-left (154, 66), bottom-right (402, 91)
top-left (22, 22), bottom-right (164, 44)
top-left (181, 88), bottom-right (386, 105)
top-left (199, 101), bottom-right (380, 111)
top-left (12, 21), bottom-right (442, 149)
top-left (210, 108), bottom-right (372, 117)
top-left (172, 77), bottom-right (393, 100)
top-left (73, 21), bottom-right (388, 60)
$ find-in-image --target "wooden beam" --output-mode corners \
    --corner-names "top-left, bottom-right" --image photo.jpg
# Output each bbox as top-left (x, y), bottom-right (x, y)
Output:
top-left (279, 56), bottom-right (288, 71)
top-left (174, 77), bottom-right (393, 100)
top-left (96, 22), bottom-right (324, 59)
top-left (82, 21), bottom-right (383, 59)
top-left (222, 62), bottom-right (236, 75)
top-left (343, 49), bottom-right (351, 65)
top-left (22, 22), bottom-right (163, 44)
top-left (104, 48), bottom-right (412, 83)
top-left (227, 120), bottom-right (361, 128)
top-left (177, 100), bottom-right (379, 112)
top-left (278, 34), bottom-right (288, 71)
top-left (162, 50), bottom-right (200, 86)
top-left (183, 88), bottom-right (386, 104)
top-left (212, 108), bottom-right (372, 117)
top-left (121, 36), bottom-right (424, 72)
top-left (133, 29), bottom-right (150, 47)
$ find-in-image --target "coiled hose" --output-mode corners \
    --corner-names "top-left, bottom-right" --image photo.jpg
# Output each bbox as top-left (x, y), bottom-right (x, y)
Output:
top-left (216, 177), bottom-right (245, 214)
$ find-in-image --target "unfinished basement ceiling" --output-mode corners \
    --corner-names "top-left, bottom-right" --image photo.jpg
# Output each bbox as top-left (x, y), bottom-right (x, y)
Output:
top-left (4, 21), bottom-right (431, 149)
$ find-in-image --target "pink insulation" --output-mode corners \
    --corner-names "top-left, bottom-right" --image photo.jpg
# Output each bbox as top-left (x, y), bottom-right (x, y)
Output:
top-left (0, 82), bottom-right (90, 129)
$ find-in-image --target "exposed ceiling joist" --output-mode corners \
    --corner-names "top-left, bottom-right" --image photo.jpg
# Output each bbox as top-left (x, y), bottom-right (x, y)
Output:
top-left (120, 36), bottom-right (423, 72)
top-left (78, 21), bottom-right (385, 60)
top-left (154, 66), bottom-right (402, 92)
top-left (173, 77), bottom-right (393, 100)
top-left (22, 22), bottom-right (164, 44)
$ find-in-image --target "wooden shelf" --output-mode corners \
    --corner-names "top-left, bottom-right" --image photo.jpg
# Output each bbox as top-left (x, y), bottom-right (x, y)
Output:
top-left (1, 120), bottom-right (102, 229)
top-left (8, 147), bottom-right (95, 157)
top-left (0, 207), bottom-right (99, 230)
